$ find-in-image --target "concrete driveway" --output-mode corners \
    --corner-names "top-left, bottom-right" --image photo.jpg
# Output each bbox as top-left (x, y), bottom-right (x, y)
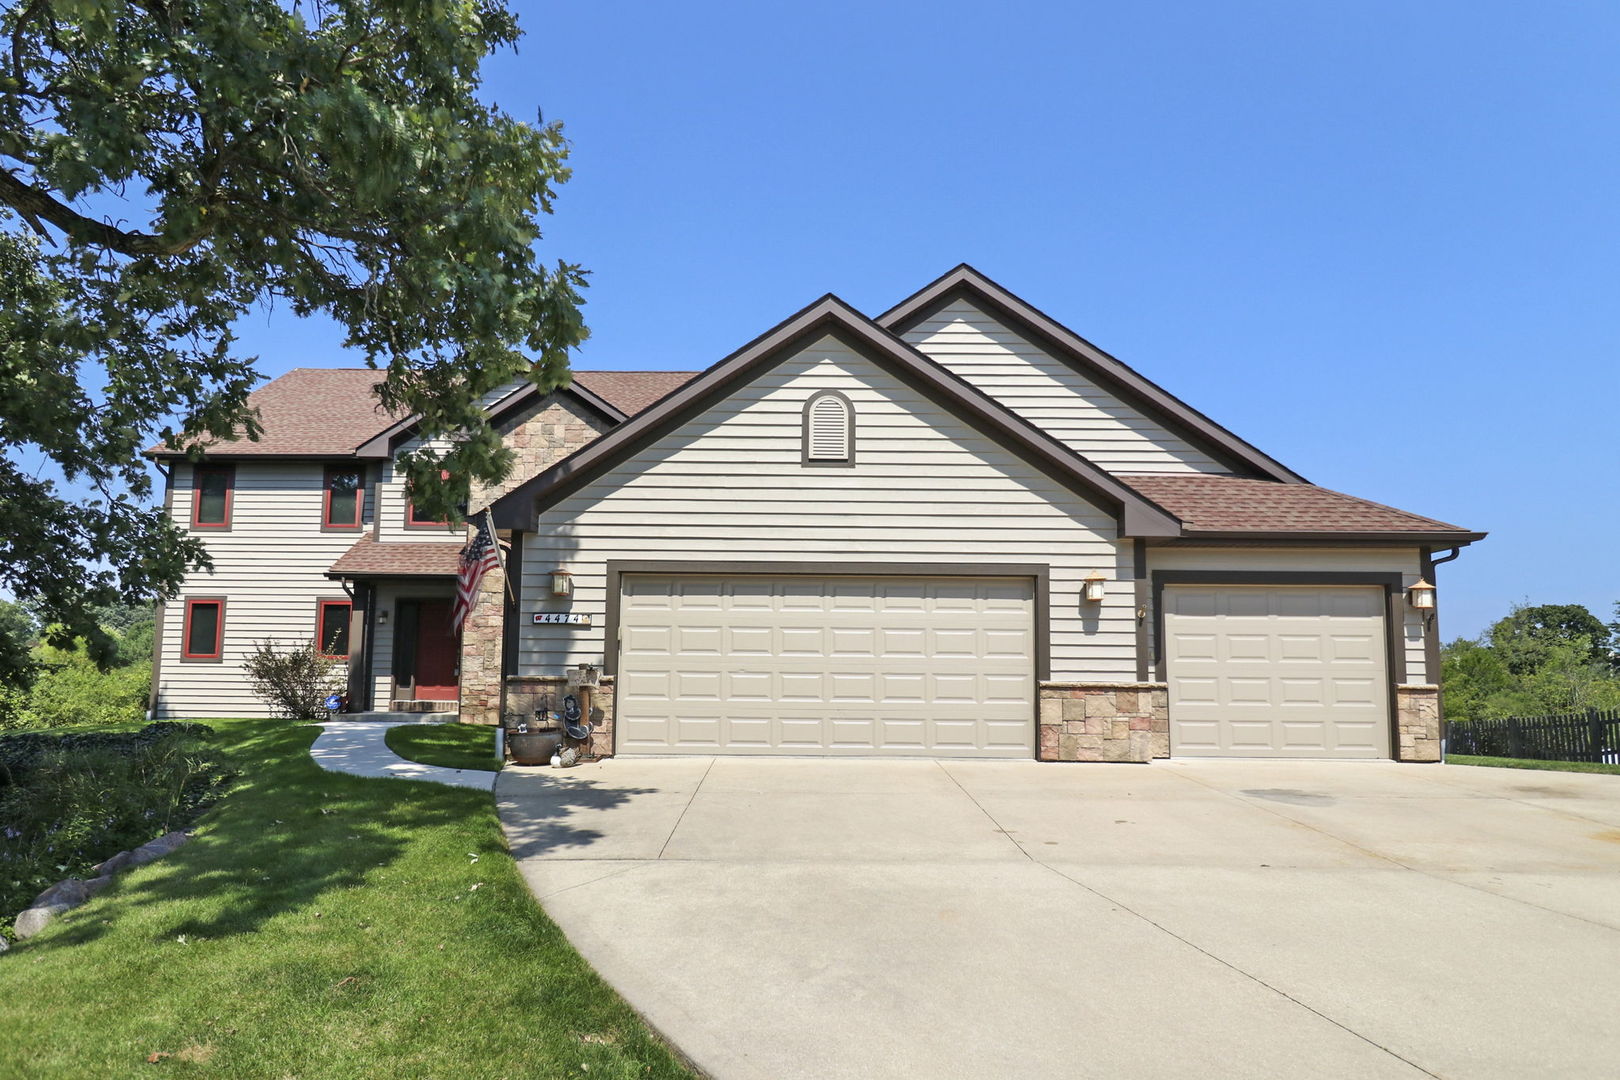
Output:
top-left (496, 758), bottom-right (1620, 1080)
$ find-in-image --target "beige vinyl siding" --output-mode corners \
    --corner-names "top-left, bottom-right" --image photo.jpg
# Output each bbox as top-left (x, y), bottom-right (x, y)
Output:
top-left (156, 462), bottom-right (361, 718)
top-left (516, 335), bottom-right (1138, 682)
top-left (1146, 546), bottom-right (1429, 683)
top-left (903, 298), bottom-right (1229, 475)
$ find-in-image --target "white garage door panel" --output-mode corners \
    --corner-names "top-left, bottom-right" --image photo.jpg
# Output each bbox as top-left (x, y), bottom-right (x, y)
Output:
top-left (618, 574), bottom-right (1035, 757)
top-left (1165, 585), bottom-right (1390, 759)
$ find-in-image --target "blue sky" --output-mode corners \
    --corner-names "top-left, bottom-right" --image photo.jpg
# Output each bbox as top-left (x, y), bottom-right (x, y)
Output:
top-left (229, 0), bottom-right (1619, 640)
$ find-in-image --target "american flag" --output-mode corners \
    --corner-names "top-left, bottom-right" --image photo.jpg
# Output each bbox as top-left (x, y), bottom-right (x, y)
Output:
top-left (453, 514), bottom-right (502, 631)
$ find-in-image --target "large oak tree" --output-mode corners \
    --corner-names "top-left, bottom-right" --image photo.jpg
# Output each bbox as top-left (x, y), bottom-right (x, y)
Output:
top-left (0, 0), bottom-right (586, 675)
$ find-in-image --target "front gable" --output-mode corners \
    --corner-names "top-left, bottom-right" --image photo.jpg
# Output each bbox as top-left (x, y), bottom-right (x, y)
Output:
top-left (488, 296), bottom-right (1180, 538)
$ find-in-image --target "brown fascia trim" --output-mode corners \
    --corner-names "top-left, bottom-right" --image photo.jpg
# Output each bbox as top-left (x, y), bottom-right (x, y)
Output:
top-left (487, 294), bottom-right (1183, 537)
top-left (324, 569), bottom-right (458, 581)
top-left (1163, 530), bottom-right (1487, 547)
top-left (147, 449), bottom-right (390, 463)
top-left (876, 265), bottom-right (1309, 485)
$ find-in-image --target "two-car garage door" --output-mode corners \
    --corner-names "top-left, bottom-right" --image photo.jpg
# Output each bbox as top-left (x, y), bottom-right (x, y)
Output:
top-left (1163, 585), bottom-right (1392, 759)
top-left (615, 574), bottom-right (1035, 757)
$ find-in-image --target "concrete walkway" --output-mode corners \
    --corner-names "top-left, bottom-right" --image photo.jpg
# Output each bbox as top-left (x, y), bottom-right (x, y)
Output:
top-left (498, 757), bottom-right (1620, 1080)
top-left (310, 720), bottom-right (496, 791)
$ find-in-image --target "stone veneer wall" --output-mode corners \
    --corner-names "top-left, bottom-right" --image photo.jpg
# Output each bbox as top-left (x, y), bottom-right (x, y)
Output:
top-left (458, 396), bottom-right (611, 726)
top-left (505, 675), bottom-right (616, 758)
top-left (1395, 684), bottom-right (1441, 762)
top-left (1038, 682), bottom-right (1169, 762)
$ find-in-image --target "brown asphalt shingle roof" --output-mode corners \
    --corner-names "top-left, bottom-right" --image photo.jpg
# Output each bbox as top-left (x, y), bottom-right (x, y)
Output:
top-left (150, 368), bottom-right (699, 458)
top-left (1119, 474), bottom-right (1477, 537)
top-left (327, 537), bottom-right (464, 578)
top-left (572, 370), bottom-right (698, 415)
top-left (151, 369), bottom-right (402, 457)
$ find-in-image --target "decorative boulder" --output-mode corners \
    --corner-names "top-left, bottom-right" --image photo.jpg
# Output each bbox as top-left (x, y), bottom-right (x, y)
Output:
top-left (14, 904), bottom-right (70, 940)
top-left (82, 876), bottom-right (114, 899)
top-left (126, 831), bottom-right (190, 867)
top-left (31, 878), bottom-right (89, 910)
top-left (0, 934), bottom-right (9, 953)
top-left (93, 851), bottom-right (133, 877)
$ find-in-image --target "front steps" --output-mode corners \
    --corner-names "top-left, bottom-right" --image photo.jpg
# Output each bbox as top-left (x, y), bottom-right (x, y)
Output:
top-left (345, 710), bottom-right (459, 723)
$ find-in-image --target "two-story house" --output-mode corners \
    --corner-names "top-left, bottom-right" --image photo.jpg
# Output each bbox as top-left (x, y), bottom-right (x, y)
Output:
top-left (150, 266), bottom-right (1482, 763)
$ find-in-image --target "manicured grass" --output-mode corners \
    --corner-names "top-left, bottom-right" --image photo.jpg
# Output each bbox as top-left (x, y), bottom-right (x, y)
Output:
top-left (0, 717), bottom-right (691, 1079)
top-left (384, 722), bottom-right (501, 773)
top-left (1447, 754), bottom-right (1620, 776)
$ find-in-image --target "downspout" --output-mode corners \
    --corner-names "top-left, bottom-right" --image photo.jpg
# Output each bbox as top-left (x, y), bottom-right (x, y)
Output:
top-left (1424, 547), bottom-right (1463, 760)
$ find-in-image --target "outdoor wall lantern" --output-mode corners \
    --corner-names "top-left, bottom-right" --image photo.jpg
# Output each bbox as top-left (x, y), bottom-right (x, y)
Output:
top-left (549, 569), bottom-right (574, 598)
top-left (1408, 578), bottom-right (1436, 611)
top-left (1082, 570), bottom-right (1108, 603)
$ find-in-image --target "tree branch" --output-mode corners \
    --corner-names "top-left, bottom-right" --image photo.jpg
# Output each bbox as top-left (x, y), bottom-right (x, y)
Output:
top-left (0, 168), bottom-right (209, 255)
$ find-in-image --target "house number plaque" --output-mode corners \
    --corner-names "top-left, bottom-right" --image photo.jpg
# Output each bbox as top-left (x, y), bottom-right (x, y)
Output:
top-left (532, 612), bottom-right (592, 626)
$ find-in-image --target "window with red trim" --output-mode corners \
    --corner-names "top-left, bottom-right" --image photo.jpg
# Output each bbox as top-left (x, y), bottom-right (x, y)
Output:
top-left (406, 468), bottom-right (452, 526)
top-left (181, 600), bottom-right (224, 659)
top-left (324, 466), bottom-right (364, 528)
top-left (316, 600), bottom-right (352, 658)
top-left (192, 466), bottom-right (233, 527)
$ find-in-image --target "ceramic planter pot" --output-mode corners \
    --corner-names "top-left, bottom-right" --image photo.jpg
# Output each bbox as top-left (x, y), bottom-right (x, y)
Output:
top-left (507, 729), bottom-right (561, 766)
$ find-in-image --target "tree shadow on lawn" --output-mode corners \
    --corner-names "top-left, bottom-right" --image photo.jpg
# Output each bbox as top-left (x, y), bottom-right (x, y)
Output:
top-left (34, 721), bottom-right (649, 950)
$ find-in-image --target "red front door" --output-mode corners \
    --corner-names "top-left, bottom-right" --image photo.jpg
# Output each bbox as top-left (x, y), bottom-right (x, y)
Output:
top-left (413, 598), bottom-right (459, 701)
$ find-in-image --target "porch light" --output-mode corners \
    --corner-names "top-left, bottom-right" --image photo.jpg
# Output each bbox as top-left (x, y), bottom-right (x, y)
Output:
top-left (549, 569), bottom-right (574, 598)
top-left (1408, 579), bottom-right (1436, 610)
top-left (1083, 570), bottom-right (1108, 603)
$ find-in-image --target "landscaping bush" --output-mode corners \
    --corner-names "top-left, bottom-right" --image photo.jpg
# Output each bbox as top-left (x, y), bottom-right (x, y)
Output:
top-left (0, 723), bottom-right (231, 931)
top-left (6, 646), bottom-right (151, 731)
top-left (243, 639), bottom-right (344, 720)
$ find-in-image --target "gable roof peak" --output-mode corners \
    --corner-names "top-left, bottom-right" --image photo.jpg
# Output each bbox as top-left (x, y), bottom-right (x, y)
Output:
top-left (877, 266), bottom-right (1308, 485)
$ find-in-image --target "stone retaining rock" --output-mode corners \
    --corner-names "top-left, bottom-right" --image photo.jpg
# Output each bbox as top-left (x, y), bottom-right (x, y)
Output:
top-left (6, 830), bottom-right (192, 945)
top-left (15, 904), bottom-right (71, 940)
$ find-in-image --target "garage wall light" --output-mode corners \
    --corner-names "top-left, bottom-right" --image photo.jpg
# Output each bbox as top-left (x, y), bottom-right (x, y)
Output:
top-left (550, 569), bottom-right (573, 598)
top-left (1083, 570), bottom-right (1108, 603)
top-left (1408, 578), bottom-right (1436, 611)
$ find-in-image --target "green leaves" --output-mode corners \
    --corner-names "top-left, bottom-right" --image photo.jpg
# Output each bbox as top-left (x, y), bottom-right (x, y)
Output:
top-left (0, 0), bottom-right (586, 646)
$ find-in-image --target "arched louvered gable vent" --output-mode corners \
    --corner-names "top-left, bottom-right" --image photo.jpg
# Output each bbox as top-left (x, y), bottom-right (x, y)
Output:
top-left (803, 391), bottom-right (854, 465)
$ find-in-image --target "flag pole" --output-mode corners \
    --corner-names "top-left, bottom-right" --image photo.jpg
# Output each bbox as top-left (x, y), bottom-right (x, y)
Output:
top-left (484, 506), bottom-right (516, 603)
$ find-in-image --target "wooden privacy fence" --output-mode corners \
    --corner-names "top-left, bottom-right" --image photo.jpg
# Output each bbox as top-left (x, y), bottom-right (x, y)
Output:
top-left (1448, 707), bottom-right (1620, 764)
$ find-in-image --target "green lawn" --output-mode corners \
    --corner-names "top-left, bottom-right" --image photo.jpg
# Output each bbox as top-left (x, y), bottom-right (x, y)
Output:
top-left (1447, 754), bottom-right (1620, 776)
top-left (0, 717), bottom-right (691, 1079)
top-left (384, 722), bottom-right (501, 773)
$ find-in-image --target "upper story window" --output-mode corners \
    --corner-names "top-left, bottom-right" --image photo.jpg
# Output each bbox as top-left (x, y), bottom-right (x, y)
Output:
top-left (316, 599), bottom-right (352, 659)
top-left (324, 466), bottom-right (364, 529)
top-left (405, 468), bottom-right (453, 528)
top-left (191, 465), bottom-right (234, 528)
top-left (803, 391), bottom-right (854, 466)
top-left (181, 598), bottom-right (225, 660)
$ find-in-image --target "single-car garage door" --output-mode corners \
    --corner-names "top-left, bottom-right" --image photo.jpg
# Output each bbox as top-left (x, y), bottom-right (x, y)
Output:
top-left (616, 574), bottom-right (1035, 757)
top-left (1164, 585), bottom-right (1391, 758)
